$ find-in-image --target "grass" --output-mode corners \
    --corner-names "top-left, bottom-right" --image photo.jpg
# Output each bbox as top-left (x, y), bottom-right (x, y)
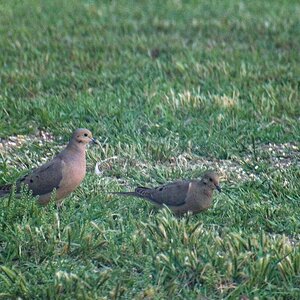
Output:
top-left (0, 0), bottom-right (299, 298)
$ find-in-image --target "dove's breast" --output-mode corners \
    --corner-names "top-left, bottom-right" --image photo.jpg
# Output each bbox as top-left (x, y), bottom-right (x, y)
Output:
top-left (60, 156), bottom-right (86, 192)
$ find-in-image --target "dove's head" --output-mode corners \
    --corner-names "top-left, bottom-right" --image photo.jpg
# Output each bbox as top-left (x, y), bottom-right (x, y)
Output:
top-left (72, 128), bottom-right (98, 145)
top-left (201, 171), bottom-right (221, 192)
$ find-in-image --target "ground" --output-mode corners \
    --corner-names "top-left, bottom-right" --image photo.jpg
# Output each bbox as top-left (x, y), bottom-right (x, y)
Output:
top-left (0, 0), bottom-right (299, 299)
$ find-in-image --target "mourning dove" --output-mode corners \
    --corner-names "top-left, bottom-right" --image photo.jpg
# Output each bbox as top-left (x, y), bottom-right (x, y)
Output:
top-left (0, 128), bottom-right (97, 205)
top-left (113, 171), bottom-right (221, 215)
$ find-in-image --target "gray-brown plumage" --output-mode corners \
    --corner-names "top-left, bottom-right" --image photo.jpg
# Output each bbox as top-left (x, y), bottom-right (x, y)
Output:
top-left (113, 171), bottom-right (221, 215)
top-left (0, 128), bottom-right (97, 205)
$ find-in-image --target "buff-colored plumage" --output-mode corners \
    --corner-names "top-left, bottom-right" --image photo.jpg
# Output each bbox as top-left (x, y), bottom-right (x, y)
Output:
top-left (0, 128), bottom-right (97, 205)
top-left (113, 171), bottom-right (221, 215)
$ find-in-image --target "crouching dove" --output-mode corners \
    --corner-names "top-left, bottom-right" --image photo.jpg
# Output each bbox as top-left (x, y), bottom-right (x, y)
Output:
top-left (112, 171), bottom-right (221, 215)
top-left (0, 128), bottom-right (98, 205)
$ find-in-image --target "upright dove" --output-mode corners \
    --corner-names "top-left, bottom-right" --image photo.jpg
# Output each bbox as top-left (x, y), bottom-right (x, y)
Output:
top-left (113, 171), bottom-right (221, 215)
top-left (0, 128), bottom-right (97, 205)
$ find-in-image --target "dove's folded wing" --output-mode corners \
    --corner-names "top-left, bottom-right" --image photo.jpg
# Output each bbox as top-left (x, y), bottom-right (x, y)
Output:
top-left (135, 181), bottom-right (191, 206)
top-left (17, 157), bottom-right (64, 196)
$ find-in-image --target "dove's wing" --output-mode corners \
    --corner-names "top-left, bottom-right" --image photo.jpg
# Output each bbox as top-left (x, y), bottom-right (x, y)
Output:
top-left (134, 181), bottom-right (191, 206)
top-left (17, 156), bottom-right (63, 196)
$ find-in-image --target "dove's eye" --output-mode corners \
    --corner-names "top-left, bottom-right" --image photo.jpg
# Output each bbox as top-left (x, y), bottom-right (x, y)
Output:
top-left (84, 133), bottom-right (88, 137)
top-left (209, 178), bottom-right (213, 182)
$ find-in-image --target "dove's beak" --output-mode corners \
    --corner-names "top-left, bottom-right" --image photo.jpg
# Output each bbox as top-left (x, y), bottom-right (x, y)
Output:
top-left (91, 138), bottom-right (100, 145)
top-left (216, 185), bottom-right (222, 193)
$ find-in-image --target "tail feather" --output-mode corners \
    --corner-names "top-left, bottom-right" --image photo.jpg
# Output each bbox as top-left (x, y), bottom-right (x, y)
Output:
top-left (111, 187), bottom-right (152, 199)
top-left (111, 191), bottom-right (138, 197)
top-left (0, 184), bottom-right (12, 197)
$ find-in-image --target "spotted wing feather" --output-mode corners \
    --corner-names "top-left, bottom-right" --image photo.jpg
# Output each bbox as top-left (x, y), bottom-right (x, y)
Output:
top-left (16, 156), bottom-right (63, 196)
top-left (134, 181), bottom-right (190, 206)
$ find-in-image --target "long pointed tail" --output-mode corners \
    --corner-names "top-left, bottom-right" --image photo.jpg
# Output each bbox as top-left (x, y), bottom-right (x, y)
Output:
top-left (110, 191), bottom-right (138, 197)
top-left (0, 184), bottom-right (12, 197)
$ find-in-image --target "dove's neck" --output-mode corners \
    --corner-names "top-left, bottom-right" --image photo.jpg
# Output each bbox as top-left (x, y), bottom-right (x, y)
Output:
top-left (65, 141), bottom-right (87, 158)
top-left (199, 183), bottom-right (213, 198)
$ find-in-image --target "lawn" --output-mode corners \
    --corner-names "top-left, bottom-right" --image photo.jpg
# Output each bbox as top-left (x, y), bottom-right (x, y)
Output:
top-left (0, 0), bottom-right (299, 299)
